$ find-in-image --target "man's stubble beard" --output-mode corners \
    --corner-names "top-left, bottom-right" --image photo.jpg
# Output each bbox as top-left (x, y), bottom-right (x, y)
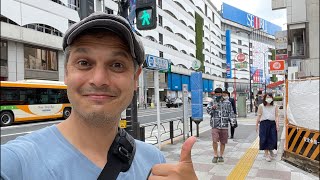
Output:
top-left (73, 106), bottom-right (121, 128)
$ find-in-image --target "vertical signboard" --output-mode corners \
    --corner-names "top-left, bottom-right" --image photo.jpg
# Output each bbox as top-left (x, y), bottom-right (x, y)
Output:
top-left (275, 30), bottom-right (288, 60)
top-left (226, 30), bottom-right (232, 78)
top-left (182, 84), bottom-right (189, 140)
top-left (190, 72), bottom-right (203, 121)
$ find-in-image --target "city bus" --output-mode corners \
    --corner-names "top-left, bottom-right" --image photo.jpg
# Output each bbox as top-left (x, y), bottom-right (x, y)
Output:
top-left (0, 80), bottom-right (72, 126)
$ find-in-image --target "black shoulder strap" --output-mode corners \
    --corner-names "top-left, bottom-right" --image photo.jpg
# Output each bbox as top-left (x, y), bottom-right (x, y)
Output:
top-left (97, 129), bottom-right (136, 180)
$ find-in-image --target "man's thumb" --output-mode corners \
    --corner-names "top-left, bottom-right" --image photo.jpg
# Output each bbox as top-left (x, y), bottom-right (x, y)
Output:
top-left (179, 136), bottom-right (197, 162)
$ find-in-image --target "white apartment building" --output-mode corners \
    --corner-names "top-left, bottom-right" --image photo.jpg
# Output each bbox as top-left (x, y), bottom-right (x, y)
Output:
top-left (1, 0), bottom-right (279, 104)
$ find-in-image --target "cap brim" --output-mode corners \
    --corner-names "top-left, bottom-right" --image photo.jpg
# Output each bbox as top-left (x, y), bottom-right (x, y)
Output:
top-left (66, 19), bottom-right (136, 59)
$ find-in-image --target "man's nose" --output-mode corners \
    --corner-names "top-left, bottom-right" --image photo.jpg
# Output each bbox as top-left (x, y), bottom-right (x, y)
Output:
top-left (89, 66), bottom-right (111, 87)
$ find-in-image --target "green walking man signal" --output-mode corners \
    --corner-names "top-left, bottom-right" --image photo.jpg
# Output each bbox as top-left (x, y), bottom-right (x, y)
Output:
top-left (136, 0), bottom-right (157, 30)
top-left (140, 10), bottom-right (151, 26)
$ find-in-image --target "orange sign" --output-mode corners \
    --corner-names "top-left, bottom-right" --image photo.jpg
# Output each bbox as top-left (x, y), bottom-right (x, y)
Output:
top-left (269, 60), bottom-right (285, 74)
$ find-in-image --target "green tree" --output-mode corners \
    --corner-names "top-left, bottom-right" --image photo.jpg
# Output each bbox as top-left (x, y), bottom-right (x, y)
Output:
top-left (195, 13), bottom-right (204, 72)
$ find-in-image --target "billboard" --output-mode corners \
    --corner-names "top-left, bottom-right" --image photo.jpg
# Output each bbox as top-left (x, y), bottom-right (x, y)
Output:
top-left (222, 3), bottom-right (281, 35)
top-left (275, 30), bottom-right (288, 60)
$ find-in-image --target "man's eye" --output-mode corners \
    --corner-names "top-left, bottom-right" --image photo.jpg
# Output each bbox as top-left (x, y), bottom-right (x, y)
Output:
top-left (77, 60), bottom-right (90, 66)
top-left (112, 63), bottom-right (124, 68)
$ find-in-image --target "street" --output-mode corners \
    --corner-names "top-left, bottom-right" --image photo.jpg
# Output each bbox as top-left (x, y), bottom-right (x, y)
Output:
top-left (1, 106), bottom-right (193, 144)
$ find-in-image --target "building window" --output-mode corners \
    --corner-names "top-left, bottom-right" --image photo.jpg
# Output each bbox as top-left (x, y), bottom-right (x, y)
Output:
top-left (68, 20), bottom-right (76, 27)
top-left (24, 45), bottom-right (58, 71)
top-left (158, 15), bottom-right (162, 27)
top-left (0, 16), bottom-right (19, 26)
top-left (205, 4), bottom-right (207, 16)
top-left (68, 0), bottom-right (80, 10)
top-left (23, 24), bottom-right (63, 37)
top-left (238, 40), bottom-right (242, 45)
top-left (238, 48), bottom-right (242, 53)
top-left (159, 51), bottom-right (163, 58)
top-left (159, 33), bottom-right (163, 45)
top-left (290, 28), bottom-right (306, 57)
top-left (0, 40), bottom-right (8, 66)
top-left (51, 0), bottom-right (66, 6)
top-left (158, 0), bottom-right (162, 8)
top-left (105, 7), bottom-right (114, 14)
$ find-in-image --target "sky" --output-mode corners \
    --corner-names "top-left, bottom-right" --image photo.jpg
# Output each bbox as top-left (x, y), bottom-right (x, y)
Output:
top-left (211, 0), bottom-right (287, 30)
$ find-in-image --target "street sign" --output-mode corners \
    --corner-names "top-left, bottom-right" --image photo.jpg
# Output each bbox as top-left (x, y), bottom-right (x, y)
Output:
top-left (269, 60), bottom-right (285, 74)
top-left (192, 60), bottom-right (201, 70)
top-left (227, 87), bottom-right (234, 92)
top-left (235, 62), bottom-right (248, 69)
top-left (236, 53), bottom-right (246, 62)
top-left (119, 119), bottom-right (127, 128)
top-left (145, 54), bottom-right (170, 71)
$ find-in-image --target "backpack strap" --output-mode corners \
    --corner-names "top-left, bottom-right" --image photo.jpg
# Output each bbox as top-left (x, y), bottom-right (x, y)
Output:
top-left (97, 128), bottom-right (136, 180)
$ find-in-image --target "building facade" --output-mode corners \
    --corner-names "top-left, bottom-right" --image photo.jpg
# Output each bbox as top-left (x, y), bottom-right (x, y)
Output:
top-left (1, 0), bottom-right (280, 105)
top-left (272, 0), bottom-right (319, 78)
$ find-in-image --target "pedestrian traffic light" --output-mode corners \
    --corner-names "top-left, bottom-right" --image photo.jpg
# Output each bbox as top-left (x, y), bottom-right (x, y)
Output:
top-left (135, 0), bottom-right (157, 30)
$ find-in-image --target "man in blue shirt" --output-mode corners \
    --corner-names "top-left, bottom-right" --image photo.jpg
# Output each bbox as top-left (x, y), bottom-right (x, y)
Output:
top-left (1, 12), bottom-right (197, 180)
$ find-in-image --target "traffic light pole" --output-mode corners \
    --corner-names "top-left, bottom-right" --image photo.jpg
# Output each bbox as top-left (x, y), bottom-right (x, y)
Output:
top-left (118, 0), bottom-right (129, 18)
top-left (118, 0), bottom-right (140, 139)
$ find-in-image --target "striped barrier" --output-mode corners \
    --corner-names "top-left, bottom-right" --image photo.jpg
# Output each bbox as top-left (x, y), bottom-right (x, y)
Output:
top-left (286, 124), bottom-right (319, 161)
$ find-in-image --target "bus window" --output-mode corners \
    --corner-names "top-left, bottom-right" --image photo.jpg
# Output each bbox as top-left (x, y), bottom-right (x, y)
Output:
top-left (0, 87), bottom-right (20, 105)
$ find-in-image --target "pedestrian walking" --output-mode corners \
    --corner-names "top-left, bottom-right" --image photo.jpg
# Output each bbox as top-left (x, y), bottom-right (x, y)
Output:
top-left (222, 90), bottom-right (237, 138)
top-left (255, 90), bottom-right (264, 116)
top-left (256, 93), bottom-right (279, 162)
top-left (1, 12), bottom-right (197, 180)
top-left (207, 88), bottom-right (235, 163)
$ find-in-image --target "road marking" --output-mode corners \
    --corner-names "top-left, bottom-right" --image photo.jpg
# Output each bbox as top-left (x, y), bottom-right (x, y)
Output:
top-left (1, 131), bottom-right (33, 137)
top-left (227, 137), bottom-right (259, 180)
top-left (1, 120), bottom-right (63, 130)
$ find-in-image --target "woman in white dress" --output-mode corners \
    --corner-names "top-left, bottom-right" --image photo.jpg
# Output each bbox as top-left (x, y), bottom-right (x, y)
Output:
top-left (256, 93), bottom-right (279, 162)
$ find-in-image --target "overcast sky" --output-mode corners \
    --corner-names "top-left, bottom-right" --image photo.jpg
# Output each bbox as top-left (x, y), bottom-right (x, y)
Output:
top-left (212, 0), bottom-right (287, 30)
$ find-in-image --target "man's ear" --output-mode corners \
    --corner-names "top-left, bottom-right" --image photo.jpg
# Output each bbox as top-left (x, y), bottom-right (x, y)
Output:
top-left (64, 69), bottom-right (68, 85)
top-left (134, 66), bottom-right (142, 90)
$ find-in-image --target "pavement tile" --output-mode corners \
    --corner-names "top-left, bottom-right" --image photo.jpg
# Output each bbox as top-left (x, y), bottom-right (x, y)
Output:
top-left (159, 112), bottom-right (318, 180)
top-left (193, 162), bottom-right (215, 172)
top-left (247, 167), bottom-right (259, 177)
top-left (195, 172), bottom-right (213, 179)
top-left (209, 175), bottom-right (227, 180)
top-left (224, 157), bottom-right (239, 165)
top-left (256, 169), bottom-right (291, 180)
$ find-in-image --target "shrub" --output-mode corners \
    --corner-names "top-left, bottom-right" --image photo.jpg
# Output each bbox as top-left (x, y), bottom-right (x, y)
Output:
top-left (273, 96), bottom-right (283, 101)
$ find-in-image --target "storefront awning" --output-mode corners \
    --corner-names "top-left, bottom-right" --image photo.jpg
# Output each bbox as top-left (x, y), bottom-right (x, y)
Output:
top-left (267, 80), bottom-right (284, 89)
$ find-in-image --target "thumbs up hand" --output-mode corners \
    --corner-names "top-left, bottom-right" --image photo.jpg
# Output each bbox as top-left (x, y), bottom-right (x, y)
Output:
top-left (147, 136), bottom-right (198, 180)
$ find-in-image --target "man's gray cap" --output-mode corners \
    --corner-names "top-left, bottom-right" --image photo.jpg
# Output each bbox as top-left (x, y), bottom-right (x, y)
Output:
top-left (62, 12), bottom-right (145, 66)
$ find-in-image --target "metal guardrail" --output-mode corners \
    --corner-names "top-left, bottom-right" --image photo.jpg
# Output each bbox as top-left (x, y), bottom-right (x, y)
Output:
top-left (140, 117), bottom-right (184, 145)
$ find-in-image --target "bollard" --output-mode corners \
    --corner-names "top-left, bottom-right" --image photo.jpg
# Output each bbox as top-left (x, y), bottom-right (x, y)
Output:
top-left (169, 121), bottom-right (174, 144)
top-left (139, 126), bottom-right (145, 142)
top-left (190, 117), bottom-right (193, 136)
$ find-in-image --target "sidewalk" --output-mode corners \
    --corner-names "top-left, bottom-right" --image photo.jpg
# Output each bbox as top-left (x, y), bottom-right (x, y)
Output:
top-left (160, 113), bottom-right (318, 180)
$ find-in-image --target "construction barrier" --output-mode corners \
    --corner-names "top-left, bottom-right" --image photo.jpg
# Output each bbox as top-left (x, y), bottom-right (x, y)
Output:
top-left (286, 124), bottom-right (319, 161)
top-left (283, 78), bottom-right (319, 175)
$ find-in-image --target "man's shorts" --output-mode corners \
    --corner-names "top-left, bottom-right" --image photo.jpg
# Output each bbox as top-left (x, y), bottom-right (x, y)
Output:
top-left (211, 128), bottom-right (228, 144)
